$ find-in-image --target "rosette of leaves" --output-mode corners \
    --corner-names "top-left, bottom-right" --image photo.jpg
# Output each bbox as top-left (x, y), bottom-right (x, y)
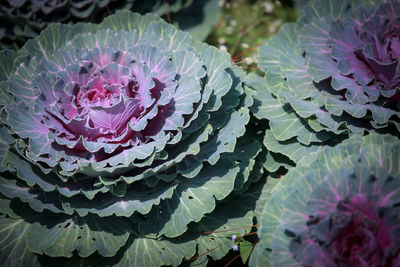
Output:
top-left (251, 0), bottom-right (400, 168)
top-left (0, 11), bottom-right (259, 266)
top-left (250, 133), bottom-right (400, 266)
top-left (0, 0), bottom-right (221, 49)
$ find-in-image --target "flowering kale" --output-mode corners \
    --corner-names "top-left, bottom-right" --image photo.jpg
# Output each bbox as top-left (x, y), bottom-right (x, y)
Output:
top-left (245, 1), bottom-right (400, 265)
top-left (251, 133), bottom-right (400, 266)
top-left (250, 0), bottom-right (400, 170)
top-left (0, 11), bottom-right (260, 266)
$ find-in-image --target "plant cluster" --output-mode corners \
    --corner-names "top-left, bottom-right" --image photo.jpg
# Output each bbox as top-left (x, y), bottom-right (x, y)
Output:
top-left (0, 0), bottom-right (399, 266)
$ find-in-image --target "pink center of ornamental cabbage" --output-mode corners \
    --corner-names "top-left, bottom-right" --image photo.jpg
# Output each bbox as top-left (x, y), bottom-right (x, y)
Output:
top-left (42, 48), bottom-right (174, 150)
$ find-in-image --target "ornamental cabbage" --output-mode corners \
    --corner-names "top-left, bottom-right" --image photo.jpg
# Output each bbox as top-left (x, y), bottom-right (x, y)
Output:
top-left (250, 0), bottom-right (400, 170)
top-left (0, 11), bottom-right (261, 266)
top-left (251, 133), bottom-right (400, 266)
top-left (247, 1), bottom-right (400, 265)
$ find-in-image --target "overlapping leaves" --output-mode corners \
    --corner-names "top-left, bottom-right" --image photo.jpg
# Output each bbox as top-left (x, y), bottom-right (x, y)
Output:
top-left (251, 133), bottom-right (400, 266)
top-left (0, 0), bottom-right (221, 49)
top-left (0, 11), bottom-right (259, 266)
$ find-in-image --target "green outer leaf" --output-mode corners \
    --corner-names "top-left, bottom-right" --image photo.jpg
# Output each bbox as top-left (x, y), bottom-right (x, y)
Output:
top-left (194, 43), bottom-right (232, 112)
top-left (360, 143), bottom-right (400, 178)
top-left (2, 148), bottom-right (110, 200)
top-left (23, 23), bottom-right (96, 61)
top-left (99, 11), bottom-right (160, 36)
top-left (136, 160), bottom-right (240, 237)
top-left (2, 149), bottom-right (55, 192)
top-left (64, 30), bottom-right (142, 54)
top-left (249, 242), bottom-right (271, 267)
top-left (259, 149), bottom-right (294, 173)
top-left (256, 23), bottom-right (315, 102)
top-left (190, 192), bottom-right (255, 266)
top-left (98, 124), bottom-right (213, 186)
top-left (0, 160), bottom-right (180, 219)
top-left (228, 137), bottom-right (261, 191)
top-left (0, 196), bottom-right (17, 218)
top-left (239, 241), bottom-right (253, 264)
top-left (6, 103), bottom-right (50, 140)
top-left (115, 236), bottom-right (196, 267)
top-left (26, 213), bottom-right (131, 258)
top-left (144, 18), bottom-right (194, 52)
top-left (0, 215), bottom-right (40, 267)
top-left (0, 125), bottom-right (14, 170)
top-left (350, 0), bottom-right (389, 8)
top-left (173, 0), bottom-right (221, 41)
top-left (69, 0), bottom-right (97, 19)
top-left (297, 0), bottom-right (351, 32)
top-left (61, 181), bottom-right (179, 217)
top-left (247, 154), bottom-right (266, 185)
top-left (176, 68), bottom-right (250, 179)
top-left (0, 196), bottom-right (133, 260)
top-left (263, 130), bottom-right (324, 164)
top-left (257, 23), bottom-right (299, 75)
top-left (252, 177), bottom-right (281, 224)
top-left (0, 176), bottom-right (66, 215)
top-left (195, 107), bottom-right (249, 166)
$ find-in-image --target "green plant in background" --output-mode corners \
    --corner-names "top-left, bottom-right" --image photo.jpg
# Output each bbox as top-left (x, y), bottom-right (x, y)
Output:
top-left (0, 0), bottom-right (222, 49)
